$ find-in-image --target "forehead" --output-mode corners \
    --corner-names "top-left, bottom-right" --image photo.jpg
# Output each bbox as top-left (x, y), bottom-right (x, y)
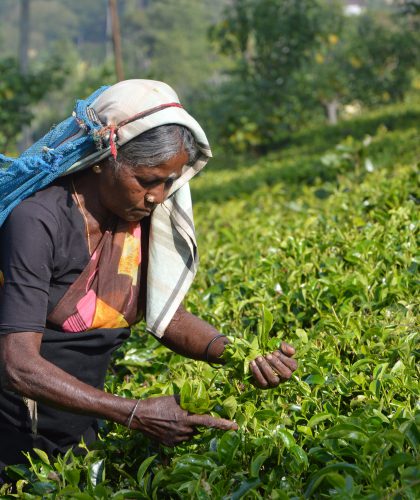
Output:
top-left (130, 150), bottom-right (188, 177)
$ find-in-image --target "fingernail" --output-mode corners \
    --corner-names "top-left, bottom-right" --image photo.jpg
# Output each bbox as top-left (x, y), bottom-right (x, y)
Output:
top-left (266, 354), bottom-right (273, 360)
top-left (257, 356), bottom-right (264, 362)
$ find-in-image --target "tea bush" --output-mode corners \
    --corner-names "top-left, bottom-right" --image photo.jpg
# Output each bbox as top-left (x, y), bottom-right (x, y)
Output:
top-left (1, 102), bottom-right (419, 499)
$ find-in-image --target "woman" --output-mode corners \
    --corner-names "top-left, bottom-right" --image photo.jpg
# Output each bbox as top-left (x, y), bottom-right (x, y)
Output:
top-left (0, 80), bottom-right (297, 471)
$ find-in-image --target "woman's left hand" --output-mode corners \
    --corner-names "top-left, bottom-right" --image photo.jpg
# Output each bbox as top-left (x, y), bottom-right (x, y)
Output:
top-left (250, 342), bottom-right (298, 389)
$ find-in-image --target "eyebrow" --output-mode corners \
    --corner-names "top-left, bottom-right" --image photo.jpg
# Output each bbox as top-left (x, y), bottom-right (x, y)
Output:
top-left (139, 172), bottom-right (182, 183)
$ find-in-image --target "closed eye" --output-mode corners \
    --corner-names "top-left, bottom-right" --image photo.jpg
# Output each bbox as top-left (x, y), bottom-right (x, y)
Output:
top-left (136, 174), bottom-right (181, 189)
top-left (164, 177), bottom-right (175, 189)
top-left (136, 177), bottom-right (162, 188)
top-left (140, 179), bottom-right (159, 188)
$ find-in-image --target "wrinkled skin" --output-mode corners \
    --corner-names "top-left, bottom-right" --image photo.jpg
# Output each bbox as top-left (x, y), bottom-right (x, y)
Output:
top-left (250, 342), bottom-right (298, 389)
top-left (131, 396), bottom-right (238, 447)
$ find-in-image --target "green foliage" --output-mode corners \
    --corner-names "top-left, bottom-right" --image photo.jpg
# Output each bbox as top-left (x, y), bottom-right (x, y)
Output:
top-left (305, 7), bottom-right (420, 111)
top-left (29, 41), bottom-right (115, 144)
top-left (206, 0), bottom-right (420, 151)
top-left (0, 0), bottom-right (230, 152)
top-left (1, 1), bottom-right (418, 155)
top-left (122, 0), bottom-right (229, 101)
top-left (0, 55), bottom-right (66, 153)
top-left (222, 305), bottom-right (280, 380)
top-left (0, 0), bottom-right (109, 64)
top-left (207, 0), bottom-right (328, 151)
top-left (1, 101), bottom-right (418, 499)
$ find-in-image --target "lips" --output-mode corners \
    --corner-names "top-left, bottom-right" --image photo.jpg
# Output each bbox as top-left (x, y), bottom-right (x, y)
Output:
top-left (129, 208), bottom-right (150, 215)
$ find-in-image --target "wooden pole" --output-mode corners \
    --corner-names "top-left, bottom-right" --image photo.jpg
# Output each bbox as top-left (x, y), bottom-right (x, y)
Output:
top-left (106, 1), bottom-right (113, 60)
top-left (19, 0), bottom-right (30, 74)
top-left (18, 0), bottom-right (31, 151)
top-left (109, 0), bottom-right (124, 81)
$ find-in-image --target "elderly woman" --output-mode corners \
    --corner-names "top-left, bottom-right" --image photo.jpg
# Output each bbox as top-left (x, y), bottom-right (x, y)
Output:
top-left (0, 80), bottom-right (297, 471)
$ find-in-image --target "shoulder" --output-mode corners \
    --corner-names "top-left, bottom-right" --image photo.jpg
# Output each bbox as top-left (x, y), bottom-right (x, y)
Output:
top-left (3, 178), bottom-right (72, 234)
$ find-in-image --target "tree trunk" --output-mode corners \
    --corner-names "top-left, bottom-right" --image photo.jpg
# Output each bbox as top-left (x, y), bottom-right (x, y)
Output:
top-left (19, 0), bottom-right (30, 75)
top-left (19, 0), bottom-right (30, 74)
top-left (106, 1), bottom-right (113, 60)
top-left (325, 99), bottom-right (339, 125)
top-left (109, 0), bottom-right (124, 81)
top-left (19, 0), bottom-right (31, 152)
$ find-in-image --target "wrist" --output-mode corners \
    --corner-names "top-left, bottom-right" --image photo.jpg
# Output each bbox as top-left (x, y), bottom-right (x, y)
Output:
top-left (204, 334), bottom-right (229, 365)
top-left (125, 398), bottom-right (141, 429)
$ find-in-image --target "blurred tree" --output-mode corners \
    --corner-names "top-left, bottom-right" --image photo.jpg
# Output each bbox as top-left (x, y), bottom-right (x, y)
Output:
top-left (121, 0), bottom-right (230, 100)
top-left (0, 1), bottom-right (108, 64)
top-left (208, 0), bottom-right (420, 151)
top-left (395, 0), bottom-right (420, 16)
top-left (207, 0), bottom-right (327, 151)
top-left (19, 0), bottom-right (30, 74)
top-left (347, 11), bottom-right (418, 101)
top-left (18, 0), bottom-right (32, 150)
top-left (0, 55), bottom-right (66, 153)
top-left (303, 5), bottom-right (419, 124)
top-left (28, 42), bottom-right (115, 146)
top-left (109, 0), bottom-right (125, 81)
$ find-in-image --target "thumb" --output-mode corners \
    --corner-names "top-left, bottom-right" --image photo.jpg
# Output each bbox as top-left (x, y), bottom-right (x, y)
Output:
top-left (188, 414), bottom-right (238, 431)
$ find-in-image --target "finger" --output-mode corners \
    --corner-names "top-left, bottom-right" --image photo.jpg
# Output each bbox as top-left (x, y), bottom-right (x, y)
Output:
top-left (172, 434), bottom-right (196, 445)
top-left (159, 428), bottom-right (195, 446)
top-left (269, 351), bottom-right (297, 375)
top-left (254, 356), bottom-right (281, 387)
top-left (250, 359), bottom-right (269, 388)
top-left (187, 414), bottom-right (238, 431)
top-left (274, 350), bottom-right (298, 371)
top-left (180, 424), bottom-right (200, 438)
top-left (280, 341), bottom-right (296, 356)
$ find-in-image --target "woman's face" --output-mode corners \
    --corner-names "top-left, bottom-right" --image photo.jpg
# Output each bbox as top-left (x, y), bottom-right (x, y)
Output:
top-left (97, 149), bottom-right (188, 221)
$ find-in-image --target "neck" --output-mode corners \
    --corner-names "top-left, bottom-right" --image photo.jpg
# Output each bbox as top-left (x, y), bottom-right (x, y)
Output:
top-left (71, 170), bottom-right (115, 252)
top-left (71, 169), bottom-right (110, 228)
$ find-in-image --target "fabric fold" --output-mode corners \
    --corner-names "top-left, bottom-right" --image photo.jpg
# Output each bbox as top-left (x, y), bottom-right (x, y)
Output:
top-left (0, 79), bottom-right (212, 336)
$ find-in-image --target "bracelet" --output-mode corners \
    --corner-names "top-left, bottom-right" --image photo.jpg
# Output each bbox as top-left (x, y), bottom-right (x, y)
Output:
top-left (126, 398), bottom-right (141, 429)
top-left (204, 334), bottom-right (227, 366)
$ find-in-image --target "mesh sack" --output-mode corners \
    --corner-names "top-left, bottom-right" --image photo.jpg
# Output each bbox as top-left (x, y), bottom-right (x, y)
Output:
top-left (0, 86), bottom-right (108, 227)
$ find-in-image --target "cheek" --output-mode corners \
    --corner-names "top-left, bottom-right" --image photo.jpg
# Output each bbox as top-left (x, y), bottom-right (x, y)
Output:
top-left (98, 167), bottom-right (149, 214)
top-left (123, 184), bottom-right (146, 204)
top-left (112, 180), bottom-right (148, 212)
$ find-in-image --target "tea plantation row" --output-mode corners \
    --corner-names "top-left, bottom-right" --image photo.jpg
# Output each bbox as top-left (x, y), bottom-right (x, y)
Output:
top-left (1, 102), bottom-right (419, 499)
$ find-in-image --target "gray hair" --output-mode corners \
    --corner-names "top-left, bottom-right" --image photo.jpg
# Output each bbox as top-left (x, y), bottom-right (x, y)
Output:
top-left (114, 124), bottom-right (200, 169)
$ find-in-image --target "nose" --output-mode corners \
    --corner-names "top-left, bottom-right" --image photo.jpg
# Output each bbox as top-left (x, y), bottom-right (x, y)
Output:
top-left (146, 183), bottom-right (167, 206)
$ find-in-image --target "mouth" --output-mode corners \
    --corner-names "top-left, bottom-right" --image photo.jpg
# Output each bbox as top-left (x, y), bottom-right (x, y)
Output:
top-left (124, 208), bottom-right (151, 221)
top-left (129, 208), bottom-right (151, 215)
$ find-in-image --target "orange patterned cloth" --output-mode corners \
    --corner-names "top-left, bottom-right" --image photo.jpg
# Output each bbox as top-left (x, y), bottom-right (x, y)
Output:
top-left (47, 219), bottom-right (142, 332)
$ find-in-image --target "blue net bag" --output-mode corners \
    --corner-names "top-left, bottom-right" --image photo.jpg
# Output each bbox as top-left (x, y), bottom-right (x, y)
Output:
top-left (0, 86), bottom-right (109, 227)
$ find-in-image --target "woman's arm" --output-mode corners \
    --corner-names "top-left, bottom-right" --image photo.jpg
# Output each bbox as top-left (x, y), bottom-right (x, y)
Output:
top-left (0, 331), bottom-right (237, 446)
top-left (158, 306), bottom-right (229, 363)
top-left (161, 305), bottom-right (298, 389)
top-left (0, 331), bottom-right (134, 423)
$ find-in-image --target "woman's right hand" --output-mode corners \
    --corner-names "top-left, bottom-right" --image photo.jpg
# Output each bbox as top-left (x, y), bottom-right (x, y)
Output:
top-left (130, 395), bottom-right (238, 446)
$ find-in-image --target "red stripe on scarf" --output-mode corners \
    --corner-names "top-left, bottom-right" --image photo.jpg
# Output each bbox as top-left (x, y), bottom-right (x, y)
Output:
top-left (117, 103), bottom-right (183, 128)
top-left (109, 126), bottom-right (118, 159)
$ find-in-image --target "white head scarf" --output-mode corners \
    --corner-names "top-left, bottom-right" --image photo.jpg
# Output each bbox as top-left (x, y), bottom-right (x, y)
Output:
top-left (67, 79), bottom-right (212, 337)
